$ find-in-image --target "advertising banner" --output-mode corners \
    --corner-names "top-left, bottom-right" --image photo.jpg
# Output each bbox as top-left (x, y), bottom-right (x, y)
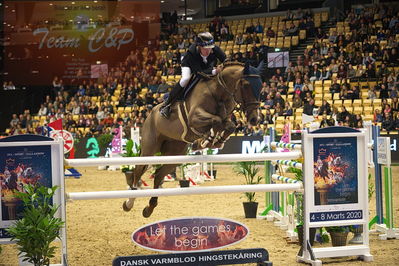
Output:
top-left (0, 135), bottom-right (64, 241)
top-left (132, 217), bottom-right (249, 252)
top-left (313, 137), bottom-right (358, 206)
top-left (303, 127), bottom-right (367, 226)
top-left (2, 1), bottom-right (160, 85)
top-left (113, 248), bottom-right (271, 266)
top-left (0, 145), bottom-right (53, 222)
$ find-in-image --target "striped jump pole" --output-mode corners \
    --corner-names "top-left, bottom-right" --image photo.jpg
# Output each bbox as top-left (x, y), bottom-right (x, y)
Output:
top-left (271, 174), bottom-right (302, 184)
top-left (270, 142), bottom-right (302, 151)
top-left (272, 174), bottom-right (302, 241)
top-left (67, 183), bottom-right (303, 201)
top-left (272, 160), bottom-right (303, 169)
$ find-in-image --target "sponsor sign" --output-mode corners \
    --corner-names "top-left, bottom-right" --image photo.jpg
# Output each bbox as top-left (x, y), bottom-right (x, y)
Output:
top-left (377, 137), bottom-right (391, 165)
top-left (313, 136), bottom-right (358, 206)
top-left (303, 127), bottom-right (368, 229)
top-left (2, 1), bottom-right (160, 85)
top-left (0, 135), bottom-right (64, 242)
top-left (112, 248), bottom-right (271, 266)
top-left (132, 217), bottom-right (249, 252)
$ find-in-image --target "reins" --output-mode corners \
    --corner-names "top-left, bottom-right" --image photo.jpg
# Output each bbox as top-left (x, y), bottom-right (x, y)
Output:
top-left (215, 65), bottom-right (260, 114)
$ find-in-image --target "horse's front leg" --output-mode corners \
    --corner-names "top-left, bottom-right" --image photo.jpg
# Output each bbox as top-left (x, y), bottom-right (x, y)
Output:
top-left (212, 120), bottom-right (236, 149)
top-left (188, 108), bottom-right (224, 149)
top-left (123, 164), bottom-right (147, 212)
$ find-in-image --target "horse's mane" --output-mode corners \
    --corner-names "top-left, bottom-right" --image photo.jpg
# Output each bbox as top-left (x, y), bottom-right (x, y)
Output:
top-left (223, 61), bottom-right (245, 68)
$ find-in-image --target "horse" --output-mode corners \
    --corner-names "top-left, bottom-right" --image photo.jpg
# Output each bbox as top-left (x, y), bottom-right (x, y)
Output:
top-left (123, 61), bottom-right (264, 217)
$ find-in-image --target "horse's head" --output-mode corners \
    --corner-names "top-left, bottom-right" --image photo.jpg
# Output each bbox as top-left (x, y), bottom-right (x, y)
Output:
top-left (240, 61), bottom-right (263, 126)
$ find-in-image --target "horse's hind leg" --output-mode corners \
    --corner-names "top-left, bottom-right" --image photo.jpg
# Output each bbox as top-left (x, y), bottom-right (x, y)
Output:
top-left (122, 164), bottom-right (148, 212)
top-left (123, 121), bottom-right (160, 212)
top-left (142, 141), bottom-right (188, 218)
top-left (142, 164), bottom-right (179, 218)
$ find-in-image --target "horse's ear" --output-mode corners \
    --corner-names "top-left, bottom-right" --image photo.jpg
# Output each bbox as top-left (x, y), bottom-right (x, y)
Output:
top-left (257, 60), bottom-right (264, 73)
top-left (243, 61), bottom-right (250, 75)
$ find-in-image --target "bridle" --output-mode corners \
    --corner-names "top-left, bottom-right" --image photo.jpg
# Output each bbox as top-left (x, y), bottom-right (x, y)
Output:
top-left (216, 67), bottom-right (260, 114)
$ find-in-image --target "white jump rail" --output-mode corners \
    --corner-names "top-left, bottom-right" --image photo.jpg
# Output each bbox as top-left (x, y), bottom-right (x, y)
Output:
top-left (65, 152), bottom-right (302, 167)
top-left (67, 183), bottom-right (303, 201)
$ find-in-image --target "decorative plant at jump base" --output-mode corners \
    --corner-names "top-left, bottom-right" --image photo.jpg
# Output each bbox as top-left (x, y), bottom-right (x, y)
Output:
top-left (233, 161), bottom-right (262, 218)
top-left (97, 133), bottom-right (113, 150)
top-left (325, 226), bottom-right (350, 246)
top-left (6, 185), bottom-right (64, 266)
top-left (121, 139), bottom-right (141, 173)
top-left (287, 163), bottom-right (324, 246)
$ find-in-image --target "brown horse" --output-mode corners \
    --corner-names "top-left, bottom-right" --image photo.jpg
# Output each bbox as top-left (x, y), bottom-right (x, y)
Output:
top-left (123, 61), bottom-right (264, 217)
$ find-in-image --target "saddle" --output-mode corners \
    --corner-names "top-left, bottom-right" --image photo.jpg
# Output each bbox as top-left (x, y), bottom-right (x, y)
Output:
top-left (180, 72), bottom-right (215, 100)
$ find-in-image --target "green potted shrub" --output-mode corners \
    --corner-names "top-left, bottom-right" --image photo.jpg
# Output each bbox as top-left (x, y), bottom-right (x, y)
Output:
top-left (6, 184), bottom-right (64, 266)
top-left (121, 140), bottom-right (141, 183)
top-left (234, 161), bottom-right (262, 218)
top-left (97, 133), bottom-right (113, 151)
top-left (325, 226), bottom-right (350, 246)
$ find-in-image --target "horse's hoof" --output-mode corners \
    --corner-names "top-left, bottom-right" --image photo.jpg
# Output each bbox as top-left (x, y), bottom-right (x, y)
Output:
top-left (214, 142), bottom-right (224, 149)
top-left (142, 206), bottom-right (153, 218)
top-left (122, 201), bottom-right (132, 212)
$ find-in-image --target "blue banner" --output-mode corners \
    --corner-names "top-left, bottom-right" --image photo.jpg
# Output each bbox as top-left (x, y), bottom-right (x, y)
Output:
top-left (112, 248), bottom-right (271, 266)
top-left (310, 210), bottom-right (363, 222)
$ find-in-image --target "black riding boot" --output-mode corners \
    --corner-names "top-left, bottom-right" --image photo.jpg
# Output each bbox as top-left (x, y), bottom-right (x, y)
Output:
top-left (160, 83), bottom-right (183, 118)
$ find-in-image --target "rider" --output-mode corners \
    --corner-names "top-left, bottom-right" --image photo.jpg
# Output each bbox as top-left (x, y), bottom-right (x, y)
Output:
top-left (160, 32), bottom-right (226, 118)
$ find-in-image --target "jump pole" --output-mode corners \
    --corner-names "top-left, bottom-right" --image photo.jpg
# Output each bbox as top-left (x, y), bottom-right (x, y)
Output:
top-left (272, 174), bottom-right (302, 240)
top-left (65, 152), bottom-right (302, 167)
top-left (67, 183), bottom-right (303, 201)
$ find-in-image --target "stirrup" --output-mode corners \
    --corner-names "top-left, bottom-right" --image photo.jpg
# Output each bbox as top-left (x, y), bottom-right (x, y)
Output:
top-left (160, 105), bottom-right (171, 118)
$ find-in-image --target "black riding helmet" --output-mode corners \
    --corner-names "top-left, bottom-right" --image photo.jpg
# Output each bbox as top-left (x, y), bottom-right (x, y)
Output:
top-left (196, 32), bottom-right (215, 48)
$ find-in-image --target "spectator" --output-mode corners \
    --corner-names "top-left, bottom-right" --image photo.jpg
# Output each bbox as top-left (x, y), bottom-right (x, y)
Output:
top-left (319, 66), bottom-right (331, 81)
top-left (303, 98), bottom-right (317, 116)
top-left (286, 22), bottom-right (298, 36)
top-left (37, 104), bottom-right (48, 116)
top-left (347, 64), bottom-right (356, 79)
top-left (254, 22), bottom-right (263, 34)
top-left (292, 93), bottom-right (303, 108)
top-left (320, 114), bottom-right (334, 128)
top-left (282, 102), bottom-right (293, 117)
top-left (318, 100), bottom-right (331, 115)
top-left (337, 65), bottom-right (347, 79)
top-left (266, 27), bottom-right (275, 38)
top-left (330, 78), bottom-right (341, 96)
top-left (382, 112), bottom-right (394, 131)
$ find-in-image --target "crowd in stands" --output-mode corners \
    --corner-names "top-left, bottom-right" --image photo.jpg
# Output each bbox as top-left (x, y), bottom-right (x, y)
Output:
top-left (4, 4), bottom-right (399, 140)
